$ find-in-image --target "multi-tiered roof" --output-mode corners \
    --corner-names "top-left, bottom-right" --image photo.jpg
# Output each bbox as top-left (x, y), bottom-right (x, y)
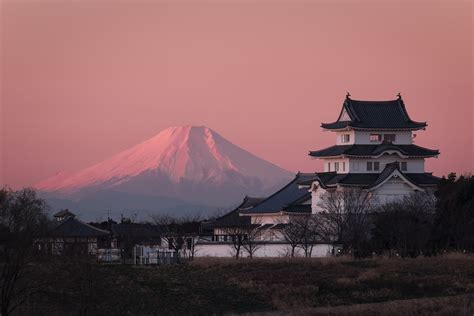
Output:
top-left (309, 95), bottom-right (440, 190)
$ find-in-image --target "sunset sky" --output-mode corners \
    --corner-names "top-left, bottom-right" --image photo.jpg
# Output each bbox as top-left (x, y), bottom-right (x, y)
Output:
top-left (1, 0), bottom-right (473, 189)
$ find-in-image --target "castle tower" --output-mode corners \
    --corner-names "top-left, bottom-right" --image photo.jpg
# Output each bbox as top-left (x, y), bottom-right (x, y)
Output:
top-left (308, 94), bottom-right (440, 211)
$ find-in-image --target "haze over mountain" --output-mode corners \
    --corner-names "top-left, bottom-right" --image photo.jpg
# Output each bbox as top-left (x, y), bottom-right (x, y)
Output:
top-left (36, 126), bottom-right (293, 220)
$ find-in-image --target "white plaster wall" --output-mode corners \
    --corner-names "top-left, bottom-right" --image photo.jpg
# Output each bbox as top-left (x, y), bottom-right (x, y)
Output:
top-left (195, 243), bottom-right (335, 258)
top-left (348, 156), bottom-right (425, 173)
top-left (323, 158), bottom-right (350, 173)
top-left (251, 214), bottom-right (289, 224)
top-left (311, 186), bottom-right (327, 214)
top-left (372, 177), bottom-right (419, 204)
top-left (353, 131), bottom-right (413, 144)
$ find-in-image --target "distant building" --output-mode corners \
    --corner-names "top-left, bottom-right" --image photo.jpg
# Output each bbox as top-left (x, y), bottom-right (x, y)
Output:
top-left (37, 210), bottom-right (110, 256)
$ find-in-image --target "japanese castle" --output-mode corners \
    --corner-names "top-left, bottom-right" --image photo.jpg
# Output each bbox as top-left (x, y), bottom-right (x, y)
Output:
top-left (199, 94), bottom-right (440, 257)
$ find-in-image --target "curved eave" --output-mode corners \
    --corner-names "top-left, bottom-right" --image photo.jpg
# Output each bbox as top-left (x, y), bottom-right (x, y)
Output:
top-left (240, 212), bottom-right (282, 216)
top-left (321, 123), bottom-right (428, 132)
top-left (281, 212), bottom-right (311, 215)
top-left (309, 153), bottom-right (439, 159)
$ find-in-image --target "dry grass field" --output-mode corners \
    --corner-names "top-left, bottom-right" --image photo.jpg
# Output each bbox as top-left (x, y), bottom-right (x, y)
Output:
top-left (16, 254), bottom-right (474, 315)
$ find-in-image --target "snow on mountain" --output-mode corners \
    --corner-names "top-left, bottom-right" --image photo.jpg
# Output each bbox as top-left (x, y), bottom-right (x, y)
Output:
top-left (36, 126), bottom-right (293, 215)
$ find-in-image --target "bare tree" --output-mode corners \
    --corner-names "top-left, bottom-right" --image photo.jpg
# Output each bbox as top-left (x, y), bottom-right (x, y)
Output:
top-left (241, 222), bottom-right (264, 259)
top-left (150, 214), bottom-right (201, 261)
top-left (317, 188), bottom-right (377, 258)
top-left (221, 226), bottom-right (245, 259)
top-left (221, 218), bottom-right (264, 259)
top-left (0, 188), bottom-right (49, 316)
top-left (293, 216), bottom-right (320, 258)
top-left (277, 220), bottom-right (301, 257)
top-left (180, 214), bottom-right (202, 260)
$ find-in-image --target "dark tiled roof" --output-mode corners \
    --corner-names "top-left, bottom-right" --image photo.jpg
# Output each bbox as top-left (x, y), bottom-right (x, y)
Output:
top-left (370, 163), bottom-right (440, 188)
top-left (239, 196), bottom-right (266, 209)
top-left (309, 143), bottom-right (439, 158)
top-left (48, 217), bottom-right (110, 237)
top-left (282, 204), bottom-right (312, 213)
top-left (201, 209), bottom-right (250, 228)
top-left (241, 173), bottom-right (315, 214)
top-left (326, 173), bottom-right (378, 186)
top-left (53, 209), bottom-right (76, 218)
top-left (309, 165), bottom-right (440, 189)
top-left (321, 97), bottom-right (427, 130)
top-left (371, 162), bottom-right (400, 187)
top-left (404, 173), bottom-right (440, 186)
top-left (201, 196), bottom-right (265, 228)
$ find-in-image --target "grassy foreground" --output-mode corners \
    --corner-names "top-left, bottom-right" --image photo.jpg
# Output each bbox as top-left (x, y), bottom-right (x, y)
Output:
top-left (18, 254), bottom-right (474, 315)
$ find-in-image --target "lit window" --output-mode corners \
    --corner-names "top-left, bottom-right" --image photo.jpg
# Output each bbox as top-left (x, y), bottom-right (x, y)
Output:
top-left (335, 162), bottom-right (340, 172)
top-left (370, 134), bottom-right (382, 142)
top-left (341, 134), bottom-right (350, 143)
top-left (384, 134), bottom-right (396, 142)
top-left (374, 162), bottom-right (380, 171)
top-left (367, 161), bottom-right (373, 171)
top-left (401, 162), bottom-right (407, 171)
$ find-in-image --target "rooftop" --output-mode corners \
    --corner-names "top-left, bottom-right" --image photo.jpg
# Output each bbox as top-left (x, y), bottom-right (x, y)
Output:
top-left (305, 164), bottom-right (440, 190)
top-left (201, 196), bottom-right (265, 228)
top-left (240, 173), bottom-right (315, 215)
top-left (48, 217), bottom-right (110, 238)
top-left (309, 143), bottom-right (439, 158)
top-left (321, 95), bottom-right (427, 130)
top-left (53, 209), bottom-right (76, 218)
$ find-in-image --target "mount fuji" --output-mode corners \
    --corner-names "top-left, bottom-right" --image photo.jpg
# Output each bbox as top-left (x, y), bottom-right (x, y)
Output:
top-left (35, 126), bottom-right (293, 220)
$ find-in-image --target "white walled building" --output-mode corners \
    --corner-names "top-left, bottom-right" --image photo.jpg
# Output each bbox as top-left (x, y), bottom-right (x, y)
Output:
top-left (197, 95), bottom-right (440, 257)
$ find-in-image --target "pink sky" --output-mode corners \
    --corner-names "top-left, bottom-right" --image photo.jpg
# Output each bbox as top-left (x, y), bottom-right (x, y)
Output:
top-left (1, 1), bottom-right (473, 189)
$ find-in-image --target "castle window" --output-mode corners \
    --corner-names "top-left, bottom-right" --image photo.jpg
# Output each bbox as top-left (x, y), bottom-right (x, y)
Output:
top-left (327, 162), bottom-right (331, 171)
top-left (370, 134), bottom-right (382, 142)
top-left (367, 162), bottom-right (373, 171)
top-left (335, 162), bottom-right (340, 172)
top-left (374, 162), bottom-right (380, 171)
top-left (341, 134), bottom-right (350, 143)
top-left (401, 162), bottom-right (407, 171)
top-left (384, 134), bottom-right (396, 142)
top-left (342, 162), bottom-right (346, 172)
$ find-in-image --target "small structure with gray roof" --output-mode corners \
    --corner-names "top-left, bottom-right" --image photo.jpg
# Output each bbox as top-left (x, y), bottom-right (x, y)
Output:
top-left (37, 210), bottom-right (110, 256)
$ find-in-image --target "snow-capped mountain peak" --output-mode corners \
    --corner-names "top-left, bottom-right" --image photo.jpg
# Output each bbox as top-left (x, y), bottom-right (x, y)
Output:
top-left (35, 126), bottom-right (293, 204)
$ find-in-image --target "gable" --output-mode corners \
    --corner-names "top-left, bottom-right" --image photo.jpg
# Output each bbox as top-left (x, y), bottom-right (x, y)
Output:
top-left (339, 108), bottom-right (351, 121)
top-left (370, 170), bottom-right (424, 192)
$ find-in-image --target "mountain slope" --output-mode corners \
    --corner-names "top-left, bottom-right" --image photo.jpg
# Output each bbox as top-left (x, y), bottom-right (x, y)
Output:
top-left (36, 126), bottom-right (293, 216)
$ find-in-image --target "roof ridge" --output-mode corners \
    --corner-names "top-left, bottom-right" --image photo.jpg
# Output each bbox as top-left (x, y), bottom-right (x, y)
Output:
top-left (285, 192), bottom-right (311, 207)
top-left (397, 98), bottom-right (410, 122)
top-left (244, 175), bottom-right (300, 211)
top-left (345, 99), bottom-right (361, 121)
top-left (370, 164), bottom-right (425, 190)
top-left (78, 219), bottom-right (111, 234)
